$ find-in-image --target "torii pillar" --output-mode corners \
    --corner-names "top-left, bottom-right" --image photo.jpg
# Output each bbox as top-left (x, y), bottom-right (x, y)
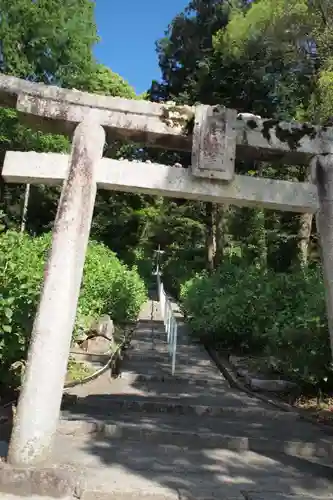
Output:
top-left (7, 119), bottom-right (105, 466)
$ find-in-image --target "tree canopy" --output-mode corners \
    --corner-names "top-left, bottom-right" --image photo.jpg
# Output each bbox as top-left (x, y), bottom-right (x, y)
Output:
top-left (0, 0), bottom-right (98, 88)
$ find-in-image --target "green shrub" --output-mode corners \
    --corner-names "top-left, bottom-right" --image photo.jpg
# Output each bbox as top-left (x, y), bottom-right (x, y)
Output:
top-left (161, 247), bottom-right (206, 299)
top-left (263, 268), bottom-right (330, 388)
top-left (79, 239), bottom-right (147, 324)
top-left (0, 231), bottom-right (147, 388)
top-left (0, 232), bottom-right (47, 387)
top-left (180, 263), bottom-right (273, 350)
top-left (128, 247), bottom-right (155, 290)
top-left (180, 263), bottom-right (331, 389)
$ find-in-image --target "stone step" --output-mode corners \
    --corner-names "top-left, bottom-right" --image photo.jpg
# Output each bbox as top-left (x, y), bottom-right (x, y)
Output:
top-left (120, 371), bottom-right (217, 384)
top-left (103, 378), bottom-right (251, 401)
top-left (62, 393), bottom-right (298, 419)
top-left (103, 380), bottom-right (270, 401)
top-left (69, 347), bottom-right (202, 368)
top-left (69, 352), bottom-right (110, 365)
top-left (132, 325), bottom-right (187, 336)
top-left (136, 318), bottom-right (164, 326)
top-left (82, 494), bottom-right (241, 500)
top-left (122, 352), bottom-right (196, 366)
top-left (57, 413), bottom-right (333, 461)
top-left (52, 440), bottom-right (333, 484)
top-left (126, 341), bottom-right (203, 353)
top-left (2, 431), bottom-right (333, 498)
top-left (122, 371), bottom-right (228, 387)
top-left (130, 334), bottom-right (168, 344)
top-left (132, 340), bottom-right (191, 349)
top-left (49, 437), bottom-right (333, 498)
top-left (244, 495), bottom-right (333, 500)
top-left (133, 324), bottom-right (165, 333)
top-left (82, 494), bottom-right (333, 500)
top-left (127, 342), bottom-right (194, 353)
top-left (118, 361), bottom-right (230, 383)
top-left (1, 496), bottom-right (73, 500)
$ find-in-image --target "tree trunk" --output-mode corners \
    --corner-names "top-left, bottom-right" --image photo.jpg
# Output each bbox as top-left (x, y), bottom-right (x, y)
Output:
top-left (254, 163), bottom-right (267, 269)
top-left (20, 183), bottom-right (30, 233)
top-left (254, 207), bottom-right (267, 269)
top-left (206, 202), bottom-right (216, 271)
top-left (297, 213), bottom-right (313, 267)
top-left (297, 167), bottom-right (313, 268)
top-left (214, 204), bottom-right (229, 268)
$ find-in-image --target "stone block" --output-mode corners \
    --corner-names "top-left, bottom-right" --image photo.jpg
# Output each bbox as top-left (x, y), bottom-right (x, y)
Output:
top-left (92, 315), bottom-right (114, 340)
top-left (236, 368), bottom-right (250, 378)
top-left (78, 315), bottom-right (114, 354)
top-left (81, 336), bottom-right (110, 354)
top-left (246, 377), bottom-right (299, 393)
top-left (0, 463), bottom-right (86, 498)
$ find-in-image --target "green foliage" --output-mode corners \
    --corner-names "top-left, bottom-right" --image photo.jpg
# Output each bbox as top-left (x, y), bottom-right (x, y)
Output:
top-left (317, 64), bottom-right (333, 122)
top-left (213, 0), bottom-right (311, 59)
top-left (263, 270), bottom-right (329, 387)
top-left (85, 63), bottom-right (137, 99)
top-left (162, 247), bottom-right (206, 299)
top-left (79, 240), bottom-right (147, 324)
top-left (0, 231), bottom-right (48, 388)
top-left (180, 264), bottom-right (331, 389)
top-left (127, 247), bottom-right (154, 290)
top-left (212, 0), bottom-right (333, 124)
top-left (0, 0), bottom-right (95, 233)
top-left (0, 0), bottom-right (98, 87)
top-left (0, 231), bottom-right (147, 389)
top-left (66, 357), bottom-right (94, 383)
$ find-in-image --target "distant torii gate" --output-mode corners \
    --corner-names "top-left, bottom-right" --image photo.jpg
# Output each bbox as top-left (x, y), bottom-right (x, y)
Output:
top-left (0, 75), bottom-right (331, 466)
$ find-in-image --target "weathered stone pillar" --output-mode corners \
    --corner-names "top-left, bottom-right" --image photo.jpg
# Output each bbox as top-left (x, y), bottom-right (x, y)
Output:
top-left (7, 119), bottom-right (105, 466)
top-left (312, 154), bottom-right (333, 357)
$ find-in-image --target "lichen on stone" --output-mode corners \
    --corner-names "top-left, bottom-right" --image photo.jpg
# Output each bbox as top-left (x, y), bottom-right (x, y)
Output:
top-left (260, 119), bottom-right (317, 150)
top-left (161, 101), bottom-right (194, 134)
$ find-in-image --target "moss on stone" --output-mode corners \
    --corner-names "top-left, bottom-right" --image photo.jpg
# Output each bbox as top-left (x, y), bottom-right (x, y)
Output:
top-left (160, 101), bottom-right (194, 134)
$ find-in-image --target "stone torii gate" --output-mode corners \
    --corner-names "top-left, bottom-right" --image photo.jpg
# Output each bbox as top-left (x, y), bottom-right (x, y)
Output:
top-left (0, 75), bottom-right (331, 466)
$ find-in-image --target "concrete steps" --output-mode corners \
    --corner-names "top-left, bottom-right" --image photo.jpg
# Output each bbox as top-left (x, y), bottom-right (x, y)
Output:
top-left (53, 301), bottom-right (333, 498)
top-left (120, 359), bottom-right (223, 382)
top-left (57, 411), bottom-right (333, 462)
top-left (81, 494), bottom-right (333, 500)
top-left (50, 433), bottom-right (333, 499)
top-left (3, 300), bottom-right (333, 500)
top-left (63, 392), bottom-right (295, 418)
top-left (124, 347), bottom-right (203, 362)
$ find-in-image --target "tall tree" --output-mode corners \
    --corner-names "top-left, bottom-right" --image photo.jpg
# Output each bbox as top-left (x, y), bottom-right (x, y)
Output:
top-left (0, 0), bottom-right (98, 88)
top-left (0, 0), bottom-right (99, 233)
top-left (213, 0), bottom-right (333, 266)
top-left (151, 0), bottom-right (279, 269)
top-left (85, 64), bottom-right (137, 99)
top-left (0, 4), bottom-right (147, 247)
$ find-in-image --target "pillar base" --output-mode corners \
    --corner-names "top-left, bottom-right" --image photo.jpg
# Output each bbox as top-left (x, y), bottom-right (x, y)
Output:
top-left (0, 462), bottom-right (85, 498)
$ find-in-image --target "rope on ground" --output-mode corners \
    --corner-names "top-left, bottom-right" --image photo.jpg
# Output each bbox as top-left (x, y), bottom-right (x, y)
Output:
top-left (65, 322), bottom-right (136, 389)
top-left (0, 322), bottom-right (137, 412)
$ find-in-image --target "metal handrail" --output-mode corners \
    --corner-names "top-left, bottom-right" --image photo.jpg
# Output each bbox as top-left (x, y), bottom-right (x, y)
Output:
top-left (156, 270), bottom-right (178, 376)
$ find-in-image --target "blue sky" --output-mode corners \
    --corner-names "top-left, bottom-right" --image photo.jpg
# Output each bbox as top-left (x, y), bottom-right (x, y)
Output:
top-left (94, 0), bottom-right (188, 94)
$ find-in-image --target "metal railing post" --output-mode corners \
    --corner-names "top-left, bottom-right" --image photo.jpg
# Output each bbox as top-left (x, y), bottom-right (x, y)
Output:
top-left (155, 267), bottom-right (178, 376)
top-left (171, 317), bottom-right (177, 376)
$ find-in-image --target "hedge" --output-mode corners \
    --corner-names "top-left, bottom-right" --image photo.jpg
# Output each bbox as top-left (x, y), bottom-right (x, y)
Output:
top-left (180, 263), bottom-right (331, 390)
top-left (0, 231), bottom-right (147, 388)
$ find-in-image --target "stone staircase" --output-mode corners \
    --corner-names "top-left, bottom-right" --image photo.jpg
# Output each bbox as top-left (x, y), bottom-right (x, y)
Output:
top-left (51, 299), bottom-right (333, 500)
